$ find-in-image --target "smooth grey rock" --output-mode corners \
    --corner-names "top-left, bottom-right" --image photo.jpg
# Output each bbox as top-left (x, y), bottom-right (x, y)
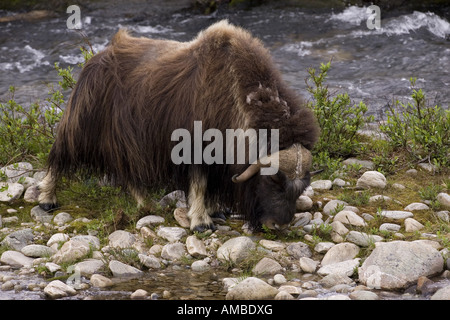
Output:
top-left (226, 277), bottom-right (278, 300)
top-left (378, 210), bottom-right (413, 220)
top-left (159, 190), bottom-right (187, 208)
top-left (356, 171), bottom-right (386, 189)
top-left (379, 223), bottom-right (401, 232)
top-left (317, 258), bottom-right (360, 277)
top-left (323, 200), bottom-right (348, 215)
top-left (157, 226), bottom-right (187, 243)
top-left (90, 274), bottom-right (114, 288)
top-left (23, 185), bottom-right (40, 203)
top-left (431, 285), bottom-right (450, 300)
top-left (0, 182), bottom-right (24, 202)
top-left (1, 228), bottom-right (34, 250)
top-left (296, 195), bottom-right (313, 211)
top-left (217, 236), bottom-right (256, 264)
top-left (404, 218), bottom-right (424, 232)
top-left (74, 259), bottom-right (105, 277)
top-left (30, 205), bottom-right (53, 223)
top-left (349, 290), bottom-right (379, 300)
top-left (108, 230), bottom-right (136, 248)
top-left (310, 180), bottom-right (332, 190)
top-left (346, 231), bottom-right (383, 247)
top-left (191, 260), bottom-right (210, 273)
top-left (161, 243), bottom-right (186, 261)
top-left (358, 241), bottom-right (444, 290)
top-left (109, 260), bottom-right (143, 278)
top-left (1, 162), bottom-right (33, 182)
top-left (53, 212), bottom-right (73, 226)
top-left (136, 215), bottom-right (165, 229)
top-left (0, 250), bottom-right (34, 267)
top-left (138, 254), bottom-right (161, 269)
top-left (47, 233), bottom-right (70, 247)
top-left (334, 210), bottom-right (367, 227)
top-left (437, 193), bottom-right (450, 210)
top-left (185, 235), bottom-right (207, 258)
top-left (286, 241), bottom-right (312, 259)
top-left (321, 242), bottom-right (360, 266)
top-left (71, 235), bottom-right (101, 250)
top-left (319, 273), bottom-right (354, 288)
top-left (404, 202), bottom-right (429, 211)
top-left (293, 212), bottom-right (312, 227)
top-left (44, 280), bottom-right (77, 299)
top-left (299, 257), bottom-right (319, 273)
top-left (52, 240), bottom-right (90, 264)
top-left (252, 257), bottom-right (283, 275)
top-left (21, 244), bottom-right (55, 258)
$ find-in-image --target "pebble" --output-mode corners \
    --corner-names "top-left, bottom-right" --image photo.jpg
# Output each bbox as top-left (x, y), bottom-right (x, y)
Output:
top-left (44, 280), bottom-right (77, 299)
top-left (157, 226), bottom-right (187, 243)
top-left (225, 277), bottom-right (278, 300)
top-left (109, 260), bottom-right (143, 278)
top-left (334, 210), bottom-right (367, 227)
top-left (378, 210), bottom-right (414, 220)
top-left (130, 289), bottom-right (148, 299)
top-left (90, 274), bottom-right (114, 288)
top-left (437, 193), bottom-right (450, 209)
top-left (217, 236), bottom-right (256, 264)
top-left (321, 242), bottom-right (360, 265)
top-left (135, 215), bottom-right (165, 229)
top-left (356, 171), bottom-right (386, 189)
top-left (252, 257), bottom-right (283, 275)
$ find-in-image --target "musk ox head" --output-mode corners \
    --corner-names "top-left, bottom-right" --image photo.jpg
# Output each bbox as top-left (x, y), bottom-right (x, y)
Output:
top-left (232, 143), bottom-right (313, 230)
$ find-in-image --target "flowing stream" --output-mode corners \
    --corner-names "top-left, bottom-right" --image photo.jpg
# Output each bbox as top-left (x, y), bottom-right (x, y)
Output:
top-left (1, 1), bottom-right (449, 119)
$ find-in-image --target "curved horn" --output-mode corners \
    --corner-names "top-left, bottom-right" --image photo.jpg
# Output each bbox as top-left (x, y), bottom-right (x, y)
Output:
top-left (231, 144), bottom-right (312, 183)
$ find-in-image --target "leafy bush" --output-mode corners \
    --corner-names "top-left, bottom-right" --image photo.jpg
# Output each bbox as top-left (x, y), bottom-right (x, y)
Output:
top-left (380, 78), bottom-right (449, 168)
top-left (0, 49), bottom-right (90, 168)
top-left (306, 61), bottom-right (374, 173)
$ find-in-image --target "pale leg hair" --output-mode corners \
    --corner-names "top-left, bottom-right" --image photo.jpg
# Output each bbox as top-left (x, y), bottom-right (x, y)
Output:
top-left (129, 186), bottom-right (146, 208)
top-left (38, 170), bottom-right (58, 209)
top-left (187, 174), bottom-right (214, 231)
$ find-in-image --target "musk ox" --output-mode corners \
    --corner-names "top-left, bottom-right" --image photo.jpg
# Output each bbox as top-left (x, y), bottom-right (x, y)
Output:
top-left (38, 20), bottom-right (319, 232)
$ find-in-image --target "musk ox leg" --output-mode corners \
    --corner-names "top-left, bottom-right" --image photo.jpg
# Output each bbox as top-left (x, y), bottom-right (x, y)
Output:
top-left (38, 170), bottom-right (59, 212)
top-left (187, 175), bottom-right (215, 232)
top-left (129, 186), bottom-right (146, 208)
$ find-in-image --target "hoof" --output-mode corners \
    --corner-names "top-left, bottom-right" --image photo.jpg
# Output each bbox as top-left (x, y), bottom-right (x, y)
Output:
top-left (211, 211), bottom-right (227, 221)
top-left (39, 203), bottom-right (59, 212)
top-left (192, 223), bottom-right (217, 233)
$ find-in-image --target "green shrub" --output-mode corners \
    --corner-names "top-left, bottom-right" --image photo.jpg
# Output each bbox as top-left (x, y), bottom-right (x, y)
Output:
top-left (306, 61), bottom-right (374, 173)
top-left (380, 78), bottom-right (449, 168)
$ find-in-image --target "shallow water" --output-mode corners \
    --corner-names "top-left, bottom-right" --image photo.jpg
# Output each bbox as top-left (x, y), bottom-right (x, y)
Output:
top-left (1, 1), bottom-right (449, 119)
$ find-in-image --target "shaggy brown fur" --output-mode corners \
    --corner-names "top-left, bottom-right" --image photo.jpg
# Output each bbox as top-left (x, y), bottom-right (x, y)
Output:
top-left (42, 20), bottom-right (319, 230)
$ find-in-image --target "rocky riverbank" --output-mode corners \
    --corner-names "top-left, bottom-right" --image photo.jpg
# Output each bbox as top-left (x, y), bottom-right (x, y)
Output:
top-left (0, 161), bottom-right (449, 300)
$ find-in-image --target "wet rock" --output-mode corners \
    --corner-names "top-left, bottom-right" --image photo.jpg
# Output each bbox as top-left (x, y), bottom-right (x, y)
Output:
top-left (44, 280), bottom-right (77, 299)
top-left (299, 257), bottom-right (319, 273)
top-left (0, 250), bottom-right (34, 267)
top-left (321, 242), bottom-right (360, 266)
top-left (191, 260), bottom-right (210, 273)
top-left (349, 290), bottom-right (379, 300)
top-left (109, 260), bottom-right (143, 278)
top-left (186, 235), bottom-right (207, 258)
top-left (90, 274), bottom-right (114, 288)
top-left (0, 182), bottom-right (24, 202)
top-left (334, 210), bottom-right (367, 227)
top-left (108, 230), bottom-right (136, 248)
top-left (225, 277), bottom-right (278, 300)
top-left (157, 226), bottom-right (187, 243)
top-left (252, 257), bottom-right (283, 275)
top-left (286, 241), bottom-right (312, 259)
top-left (74, 259), bottom-right (105, 277)
top-left (21, 244), bottom-right (55, 258)
top-left (358, 241), bottom-right (444, 290)
top-left (161, 243), bottom-right (186, 261)
top-left (136, 215), bottom-right (165, 229)
top-left (138, 253), bottom-right (161, 269)
top-left (317, 258), bottom-right (360, 277)
top-left (217, 236), bottom-right (256, 264)
top-left (319, 273), bottom-right (354, 288)
top-left (131, 289), bottom-right (148, 299)
top-left (356, 171), bottom-right (386, 189)
top-left (437, 192), bottom-right (450, 210)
